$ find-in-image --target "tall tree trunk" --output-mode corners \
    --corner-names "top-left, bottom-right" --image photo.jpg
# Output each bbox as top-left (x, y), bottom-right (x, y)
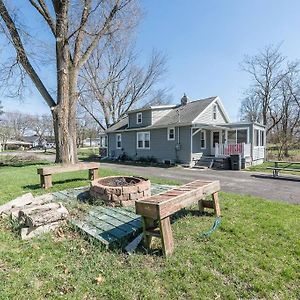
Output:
top-left (52, 1), bottom-right (77, 164)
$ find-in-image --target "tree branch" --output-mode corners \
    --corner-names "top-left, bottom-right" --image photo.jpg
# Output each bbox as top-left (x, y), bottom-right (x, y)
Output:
top-left (0, 0), bottom-right (56, 108)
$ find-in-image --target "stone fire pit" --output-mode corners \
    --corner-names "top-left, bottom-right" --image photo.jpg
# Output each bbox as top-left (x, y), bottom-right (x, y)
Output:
top-left (90, 176), bottom-right (151, 207)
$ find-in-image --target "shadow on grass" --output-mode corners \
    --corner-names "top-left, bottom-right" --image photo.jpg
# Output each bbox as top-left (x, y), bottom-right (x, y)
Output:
top-left (23, 177), bottom-right (88, 191)
top-left (251, 174), bottom-right (300, 182)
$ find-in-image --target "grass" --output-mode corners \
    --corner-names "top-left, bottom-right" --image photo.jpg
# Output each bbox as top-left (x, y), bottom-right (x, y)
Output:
top-left (0, 161), bottom-right (299, 299)
top-left (247, 161), bottom-right (300, 176)
top-left (0, 161), bottom-right (180, 206)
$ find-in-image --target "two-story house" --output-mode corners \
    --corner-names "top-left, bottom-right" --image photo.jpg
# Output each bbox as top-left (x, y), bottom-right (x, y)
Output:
top-left (100, 95), bottom-right (266, 167)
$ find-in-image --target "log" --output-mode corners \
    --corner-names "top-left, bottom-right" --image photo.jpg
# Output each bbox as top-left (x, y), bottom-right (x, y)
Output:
top-left (0, 193), bottom-right (34, 216)
top-left (20, 221), bottom-right (61, 240)
top-left (24, 204), bottom-right (69, 228)
top-left (10, 194), bottom-right (54, 220)
top-left (18, 202), bottom-right (61, 219)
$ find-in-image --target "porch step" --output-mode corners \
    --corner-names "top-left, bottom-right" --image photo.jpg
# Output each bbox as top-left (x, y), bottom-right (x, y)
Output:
top-left (195, 156), bottom-right (214, 168)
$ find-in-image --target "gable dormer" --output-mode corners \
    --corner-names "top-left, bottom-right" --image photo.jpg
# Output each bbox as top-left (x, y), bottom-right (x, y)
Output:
top-left (192, 97), bottom-right (230, 124)
top-left (127, 105), bottom-right (176, 128)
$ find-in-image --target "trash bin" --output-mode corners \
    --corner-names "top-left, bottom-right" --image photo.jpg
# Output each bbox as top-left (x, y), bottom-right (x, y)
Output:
top-left (230, 154), bottom-right (241, 170)
top-left (223, 157), bottom-right (231, 170)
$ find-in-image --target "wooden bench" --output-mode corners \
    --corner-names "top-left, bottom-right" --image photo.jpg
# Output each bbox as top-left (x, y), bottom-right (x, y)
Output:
top-left (37, 162), bottom-right (100, 189)
top-left (135, 180), bottom-right (221, 257)
top-left (266, 160), bottom-right (300, 177)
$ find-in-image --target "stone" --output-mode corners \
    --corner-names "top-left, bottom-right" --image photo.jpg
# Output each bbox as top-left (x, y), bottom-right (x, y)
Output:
top-left (122, 185), bottom-right (138, 194)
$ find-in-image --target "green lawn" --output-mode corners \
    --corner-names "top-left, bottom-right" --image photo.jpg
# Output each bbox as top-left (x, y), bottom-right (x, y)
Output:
top-left (0, 162), bottom-right (299, 299)
top-left (247, 161), bottom-right (300, 176)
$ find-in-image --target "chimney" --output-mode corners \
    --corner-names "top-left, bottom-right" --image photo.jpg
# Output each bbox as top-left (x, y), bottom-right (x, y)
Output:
top-left (181, 93), bottom-right (189, 106)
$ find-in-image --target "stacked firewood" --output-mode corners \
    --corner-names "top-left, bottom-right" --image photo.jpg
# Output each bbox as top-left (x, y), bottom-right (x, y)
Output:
top-left (0, 193), bottom-right (69, 240)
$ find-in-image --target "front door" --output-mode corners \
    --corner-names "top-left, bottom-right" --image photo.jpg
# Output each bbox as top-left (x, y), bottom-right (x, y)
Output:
top-left (211, 131), bottom-right (221, 155)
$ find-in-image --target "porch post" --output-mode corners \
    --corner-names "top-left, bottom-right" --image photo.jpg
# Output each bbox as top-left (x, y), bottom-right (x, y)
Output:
top-left (190, 127), bottom-right (193, 165)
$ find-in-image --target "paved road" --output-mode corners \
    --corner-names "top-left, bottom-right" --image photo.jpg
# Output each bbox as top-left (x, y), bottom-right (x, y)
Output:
top-left (100, 163), bottom-right (300, 204)
top-left (2, 152), bottom-right (299, 204)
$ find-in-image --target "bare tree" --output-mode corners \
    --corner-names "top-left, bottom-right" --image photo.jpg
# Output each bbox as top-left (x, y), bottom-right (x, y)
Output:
top-left (29, 114), bottom-right (53, 143)
top-left (241, 45), bottom-right (297, 134)
top-left (0, 0), bottom-right (138, 163)
top-left (273, 71), bottom-right (300, 158)
top-left (240, 93), bottom-right (262, 123)
top-left (0, 100), bottom-right (3, 116)
top-left (2, 111), bottom-right (32, 139)
top-left (79, 34), bottom-right (168, 129)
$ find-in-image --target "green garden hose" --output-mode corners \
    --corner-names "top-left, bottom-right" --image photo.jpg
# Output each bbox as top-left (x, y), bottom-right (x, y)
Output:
top-left (199, 217), bottom-right (222, 238)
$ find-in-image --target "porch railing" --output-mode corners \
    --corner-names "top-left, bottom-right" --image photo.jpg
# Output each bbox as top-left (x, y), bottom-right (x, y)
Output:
top-left (215, 143), bottom-right (251, 158)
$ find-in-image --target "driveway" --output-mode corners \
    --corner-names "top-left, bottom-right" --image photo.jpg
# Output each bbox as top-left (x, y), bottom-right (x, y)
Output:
top-left (100, 163), bottom-right (300, 204)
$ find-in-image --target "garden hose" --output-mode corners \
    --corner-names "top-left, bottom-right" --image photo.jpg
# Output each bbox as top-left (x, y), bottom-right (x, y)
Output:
top-left (199, 217), bottom-right (222, 238)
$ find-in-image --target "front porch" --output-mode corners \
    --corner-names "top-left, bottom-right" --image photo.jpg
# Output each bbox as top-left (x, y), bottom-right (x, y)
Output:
top-left (190, 123), bottom-right (265, 167)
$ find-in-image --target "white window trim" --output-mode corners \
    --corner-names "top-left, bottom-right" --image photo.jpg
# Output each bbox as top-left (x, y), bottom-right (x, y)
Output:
top-left (116, 133), bottom-right (122, 149)
top-left (227, 128), bottom-right (249, 144)
top-left (136, 131), bottom-right (150, 149)
top-left (200, 130), bottom-right (206, 149)
top-left (136, 112), bottom-right (143, 124)
top-left (167, 127), bottom-right (175, 141)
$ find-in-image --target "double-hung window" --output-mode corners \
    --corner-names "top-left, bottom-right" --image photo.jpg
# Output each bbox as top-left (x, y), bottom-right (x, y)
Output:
top-left (167, 127), bottom-right (175, 140)
top-left (200, 130), bottom-right (206, 149)
top-left (116, 134), bottom-right (122, 149)
top-left (213, 104), bottom-right (217, 120)
top-left (137, 132), bottom-right (150, 149)
top-left (137, 113), bottom-right (142, 124)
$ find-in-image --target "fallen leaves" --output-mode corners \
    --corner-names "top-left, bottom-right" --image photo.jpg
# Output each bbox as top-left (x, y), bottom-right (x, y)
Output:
top-left (94, 274), bottom-right (105, 285)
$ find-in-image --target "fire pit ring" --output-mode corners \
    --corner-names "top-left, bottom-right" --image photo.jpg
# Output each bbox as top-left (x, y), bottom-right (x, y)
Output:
top-left (90, 176), bottom-right (151, 207)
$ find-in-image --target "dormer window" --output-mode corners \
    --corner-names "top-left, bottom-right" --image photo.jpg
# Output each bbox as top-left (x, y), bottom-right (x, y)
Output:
top-left (213, 104), bottom-right (217, 120)
top-left (137, 112), bottom-right (142, 124)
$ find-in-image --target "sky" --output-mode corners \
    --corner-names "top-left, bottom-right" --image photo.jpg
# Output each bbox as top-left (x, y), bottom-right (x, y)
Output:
top-left (2, 0), bottom-right (300, 121)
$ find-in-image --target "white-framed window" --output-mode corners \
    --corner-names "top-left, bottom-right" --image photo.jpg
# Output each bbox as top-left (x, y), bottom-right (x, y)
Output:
top-left (137, 131), bottom-right (150, 149)
top-left (213, 104), bottom-right (217, 120)
top-left (254, 129), bottom-right (259, 146)
top-left (227, 129), bottom-right (248, 144)
top-left (167, 127), bottom-right (175, 140)
top-left (137, 112), bottom-right (142, 124)
top-left (100, 136), bottom-right (108, 148)
top-left (260, 130), bottom-right (265, 146)
top-left (116, 134), bottom-right (122, 149)
top-left (200, 130), bottom-right (206, 149)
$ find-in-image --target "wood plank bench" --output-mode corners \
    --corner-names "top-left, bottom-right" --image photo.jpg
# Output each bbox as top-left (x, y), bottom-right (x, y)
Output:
top-left (37, 162), bottom-right (100, 189)
top-left (266, 160), bottom-right (300, 177)
top-left (135, 180), bottom-right (221, 257)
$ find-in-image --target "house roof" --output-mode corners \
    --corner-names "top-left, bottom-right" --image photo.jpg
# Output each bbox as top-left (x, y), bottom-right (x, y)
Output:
top-left (105, 96), bottom-right (223, 132)
top-left (21, 135), bottom-right (40, 143)
top-left (106, 117), bottom-right (128, 132)
top-left (151, 97), bottom-right (217, 127)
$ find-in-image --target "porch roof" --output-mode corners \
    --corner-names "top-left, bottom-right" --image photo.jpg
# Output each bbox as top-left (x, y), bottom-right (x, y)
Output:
top-left (192, 123), bottom-right (229, 130)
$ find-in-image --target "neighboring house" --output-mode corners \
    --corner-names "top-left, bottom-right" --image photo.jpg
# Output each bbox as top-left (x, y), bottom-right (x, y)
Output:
top-left (82, 138), bottom-right (101, 147)
top-left (102, 95), bottom-right (266, 166)
top-left (22, 135), bottom-right (46, 148)
top-left (2, 140), bottom-right (32, 150)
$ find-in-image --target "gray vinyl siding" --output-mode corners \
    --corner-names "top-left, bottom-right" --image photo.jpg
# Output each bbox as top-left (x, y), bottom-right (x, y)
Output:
top-left (128, 110), bottom-right (152, 128)
top-left (107, 126), bottom-right (192, 164)
top-left (194, 102), bottom-right (228, 124)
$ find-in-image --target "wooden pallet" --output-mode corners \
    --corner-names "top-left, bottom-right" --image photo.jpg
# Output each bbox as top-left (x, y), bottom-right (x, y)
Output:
top-left (68, 184), bottom-right (174, 248)
top-left (71, 206), bottom-right (141, 247)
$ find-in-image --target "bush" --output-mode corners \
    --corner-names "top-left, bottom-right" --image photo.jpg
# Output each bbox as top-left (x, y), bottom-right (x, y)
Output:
top-left (118, 153), bottom-right (133, 162)
top-left (138, 156), bottom-right (157, 163)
